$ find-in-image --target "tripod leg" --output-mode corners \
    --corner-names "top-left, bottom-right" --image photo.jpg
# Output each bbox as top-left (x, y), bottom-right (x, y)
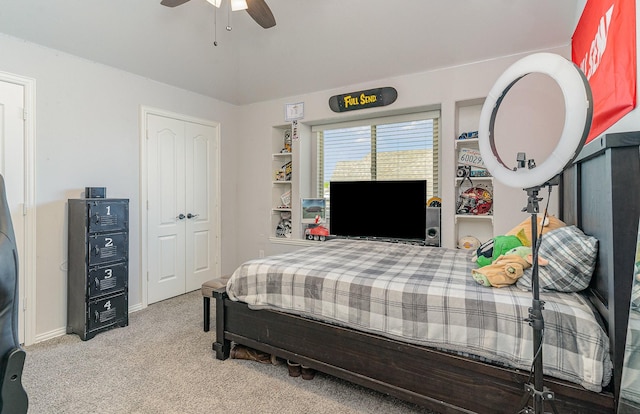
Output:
top-left (517, 387), bottom-right (532, 413)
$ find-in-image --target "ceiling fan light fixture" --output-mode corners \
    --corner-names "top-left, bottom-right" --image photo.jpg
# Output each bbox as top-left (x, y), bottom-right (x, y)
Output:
top-left (231, 0), bottom-right (248, 11)
top-left (206, 0), bottom-right (222, 7)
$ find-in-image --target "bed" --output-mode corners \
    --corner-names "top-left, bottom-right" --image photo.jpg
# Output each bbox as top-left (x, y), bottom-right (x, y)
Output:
top-left (213, 132), bottom-right (640, 413)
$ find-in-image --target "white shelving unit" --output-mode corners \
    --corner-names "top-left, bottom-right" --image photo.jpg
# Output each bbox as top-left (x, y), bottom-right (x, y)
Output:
top-left (271, 129), bottom-right (293, 238)
top-left (454, 99), bottom-right (494, 246)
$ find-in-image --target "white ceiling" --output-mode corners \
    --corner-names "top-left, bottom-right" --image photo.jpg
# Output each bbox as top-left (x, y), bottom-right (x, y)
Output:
top-left (0, 0), bottom-right (581, 105)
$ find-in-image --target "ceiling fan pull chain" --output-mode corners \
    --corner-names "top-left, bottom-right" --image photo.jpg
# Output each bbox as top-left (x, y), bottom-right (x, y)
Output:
top-left (213, 6), bottom-right (218, 46)
top-left (226, 1), bottom-right (232, 31)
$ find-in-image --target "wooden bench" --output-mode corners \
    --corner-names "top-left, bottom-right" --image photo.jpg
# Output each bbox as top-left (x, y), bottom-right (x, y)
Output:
top-left (201, 276), bottom-right (230, 332)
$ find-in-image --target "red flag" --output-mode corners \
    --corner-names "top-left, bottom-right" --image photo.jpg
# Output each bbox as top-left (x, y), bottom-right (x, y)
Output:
top-left (572, 0), bottom-right (637, 143)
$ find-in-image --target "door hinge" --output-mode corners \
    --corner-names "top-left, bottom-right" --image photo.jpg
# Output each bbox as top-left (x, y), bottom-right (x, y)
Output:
top-left (22, 109), bottom-right (28, 121)
top-left (146, 129), bottom-right (149, 140)
top-left (22, 295), bottom-right (27, 311)
top-left (22, 203), bottom-right (27, 216)
top-left (146, 271), bottom-right (149, 281)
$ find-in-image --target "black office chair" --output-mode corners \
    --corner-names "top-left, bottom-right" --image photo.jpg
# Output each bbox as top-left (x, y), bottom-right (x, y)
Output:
top-left (0, 174), bottom-right (28, 413)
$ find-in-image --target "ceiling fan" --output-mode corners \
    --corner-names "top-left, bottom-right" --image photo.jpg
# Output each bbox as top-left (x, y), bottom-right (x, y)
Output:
top-left (160, 0), bottom-right (276, 29)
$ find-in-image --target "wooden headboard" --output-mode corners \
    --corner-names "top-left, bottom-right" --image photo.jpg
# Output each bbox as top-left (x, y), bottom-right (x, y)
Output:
top-left (560, 131), bottom-right (640, 401)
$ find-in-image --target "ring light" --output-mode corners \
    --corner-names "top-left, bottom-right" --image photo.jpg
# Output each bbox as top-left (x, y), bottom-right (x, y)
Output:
top-left (478, 53), bottom-right (593, 189)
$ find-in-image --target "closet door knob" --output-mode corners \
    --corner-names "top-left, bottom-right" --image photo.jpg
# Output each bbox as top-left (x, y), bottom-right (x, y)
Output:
top-left (177, 214), bottom-right (185, 220)
top-left (187, 213), bottom-right (199, 219)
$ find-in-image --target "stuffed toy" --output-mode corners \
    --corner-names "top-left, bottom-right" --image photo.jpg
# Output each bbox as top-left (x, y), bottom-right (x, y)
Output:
top-left (473, 229), bottom-right (529, 268)
top-left (472, 254), bottom-right (529, 288)
top-left (505, 215), bottom-right (566, 246)
top-left (472, 246), bottom-right (548, 288)
top-left (504, 245), bottom-right (549, 266)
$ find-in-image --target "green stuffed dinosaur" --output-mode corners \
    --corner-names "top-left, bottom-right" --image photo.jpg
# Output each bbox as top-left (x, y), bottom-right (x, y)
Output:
top-left (474, 230), bottom-right (529, 268)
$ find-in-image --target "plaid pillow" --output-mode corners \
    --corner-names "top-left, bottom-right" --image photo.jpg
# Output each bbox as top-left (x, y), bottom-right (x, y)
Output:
top-left (516, 225), bottom-right (598, 292)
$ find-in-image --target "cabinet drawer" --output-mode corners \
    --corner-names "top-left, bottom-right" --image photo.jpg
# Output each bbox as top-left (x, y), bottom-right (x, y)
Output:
top-left (88, 232), bottom-right (128, 266)
top-left (88, 200), bottom-right (128, 233)
top-left (88, 262), bottom-right (127, 298)
top-left (88, 293), bottom-right (127, 332)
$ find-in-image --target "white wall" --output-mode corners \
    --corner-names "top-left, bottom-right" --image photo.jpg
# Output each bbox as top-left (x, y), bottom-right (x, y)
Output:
top-left (0, 34), bottom-right (239, 341)
top-left (234, 45), bottom-right (571, 264)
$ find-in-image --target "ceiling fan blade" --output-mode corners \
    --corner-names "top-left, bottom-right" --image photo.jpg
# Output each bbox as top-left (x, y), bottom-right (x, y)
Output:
top-left (160, 0), bottom-right (191, 7)
top-left (246, 0), bottom-right (276, 29)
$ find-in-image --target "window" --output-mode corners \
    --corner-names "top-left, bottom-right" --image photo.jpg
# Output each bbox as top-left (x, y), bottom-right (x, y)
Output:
top-left (313, 111), bottom-right (439, 216)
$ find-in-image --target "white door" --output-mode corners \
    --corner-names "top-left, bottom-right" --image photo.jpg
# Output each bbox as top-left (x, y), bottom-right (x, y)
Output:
top-left (147, 114), bottom-right (218, 303)
top-left (0, 80), bottom-right (26, 342)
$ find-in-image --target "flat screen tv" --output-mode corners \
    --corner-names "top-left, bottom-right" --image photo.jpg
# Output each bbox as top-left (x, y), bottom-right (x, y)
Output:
top-left (329, 180), bottom-right (427, 241)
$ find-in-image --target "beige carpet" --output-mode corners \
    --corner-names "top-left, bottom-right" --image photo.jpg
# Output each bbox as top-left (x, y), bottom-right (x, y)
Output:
top-left (22, 291), bottom-right (436, 414)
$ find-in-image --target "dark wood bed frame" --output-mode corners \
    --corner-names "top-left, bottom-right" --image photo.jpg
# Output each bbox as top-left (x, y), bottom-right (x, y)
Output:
top-left (213, 132), bottom-right (640, 414)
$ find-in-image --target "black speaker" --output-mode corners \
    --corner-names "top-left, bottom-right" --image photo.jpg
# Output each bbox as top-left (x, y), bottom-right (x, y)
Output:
top-left (425, 207), bottom-right (441, 246)
top-left (85, 187), bottom-right (106, 198)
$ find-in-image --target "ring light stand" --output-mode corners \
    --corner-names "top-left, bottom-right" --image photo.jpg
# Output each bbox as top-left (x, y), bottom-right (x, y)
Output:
top-left (478, 53), bottom-right (592, 414)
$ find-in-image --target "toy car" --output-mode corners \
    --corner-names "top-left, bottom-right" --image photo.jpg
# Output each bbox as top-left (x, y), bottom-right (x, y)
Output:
top-left (305, 224), bottom-right (329, 241)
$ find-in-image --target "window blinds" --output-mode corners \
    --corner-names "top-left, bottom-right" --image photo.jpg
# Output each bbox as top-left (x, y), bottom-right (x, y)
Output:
top-left (315, 111), bottom-right (439, 201)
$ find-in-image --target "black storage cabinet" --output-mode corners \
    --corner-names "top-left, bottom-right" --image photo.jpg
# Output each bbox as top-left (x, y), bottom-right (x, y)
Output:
top-left (67, 198), bottom-right (129, 340)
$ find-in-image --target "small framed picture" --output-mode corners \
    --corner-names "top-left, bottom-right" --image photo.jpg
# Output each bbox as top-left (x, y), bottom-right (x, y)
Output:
top-left (301, 198), bottom-right (325, 223)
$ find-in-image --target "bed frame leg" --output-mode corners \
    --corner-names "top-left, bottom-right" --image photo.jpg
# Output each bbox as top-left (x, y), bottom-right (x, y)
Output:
top-left (203, 296), bottom-right (210, 332)
top-left (212, 288), bottom-right (231, 360)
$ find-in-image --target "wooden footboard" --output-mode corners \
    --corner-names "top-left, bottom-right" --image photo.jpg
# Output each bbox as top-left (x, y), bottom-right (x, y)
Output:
top-left (213, 288), bottom-right (614, 414)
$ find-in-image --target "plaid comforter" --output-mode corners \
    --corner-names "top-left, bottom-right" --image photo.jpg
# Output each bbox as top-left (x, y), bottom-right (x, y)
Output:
top-left (620, 309), bottom-right (640, 406)
top-left (227, 239), bottom-right (612, 392)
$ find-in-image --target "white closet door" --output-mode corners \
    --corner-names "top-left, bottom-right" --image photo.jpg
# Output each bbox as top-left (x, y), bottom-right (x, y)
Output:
top-left (184, 122), bottom-right (217, 291)
top-left (147, 114), bottom-right (187, 303)
top-left (147, 114), bottom-right (218, 303)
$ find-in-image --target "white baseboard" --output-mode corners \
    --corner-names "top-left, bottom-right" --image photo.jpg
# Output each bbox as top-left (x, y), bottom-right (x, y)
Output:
top-left (33, 303), bottom-right (145, 344)
top-left (129, 303), bottom-right (144, 313)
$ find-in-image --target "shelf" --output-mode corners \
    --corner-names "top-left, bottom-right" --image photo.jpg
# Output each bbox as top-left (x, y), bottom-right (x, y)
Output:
top-left (454, 138), bottom-right (479, 148)
top-left (454, 99), bottom-right (494, 247)
top-left (455, 214), bottom-right (493, 223)
top-left (271, 126), bottom-right (296, 239)
top-left (456, 176), bottom-right (492, 183)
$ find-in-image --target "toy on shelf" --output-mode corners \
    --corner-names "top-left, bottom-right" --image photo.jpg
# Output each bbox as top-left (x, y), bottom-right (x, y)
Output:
top-left (281, 129), bottom-right (292, 153)
top-left (277, 190), bottom-right (291, 209)
top-left (458, 235), bottom-right (481, 250)
top-left (457, 131), bottom-right (478, 140)
top-left (274, 161), bottom-right (292, 181)
top-left (456, 186), bottom-right (493, 215)
top-left (275, 211), bottom-right (292, 238)
top-left (304, 215), bottom-right (329, 241)
top-left (457, 146), bottom-right (490, 178)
